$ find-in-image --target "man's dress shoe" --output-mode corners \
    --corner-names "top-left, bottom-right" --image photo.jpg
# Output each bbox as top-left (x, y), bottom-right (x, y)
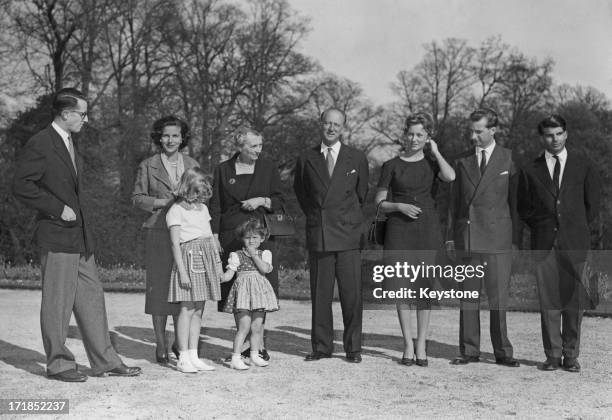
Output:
top-left (94, 363), bottom-right (142, 377)
top-left (304, 351), bottom-right (331, 361)
top-left (47, 369), bottom-right (87, 382)
top-left (450, 355), bottom-right (480, 365)
top-left (496, 357), bottom-right (520, 367)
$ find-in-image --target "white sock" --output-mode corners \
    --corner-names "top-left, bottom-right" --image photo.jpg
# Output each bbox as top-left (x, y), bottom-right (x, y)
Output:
top-left (179, 351), bottom-right (190, 362)
top-left (231, 352), bottom-right (242, 359)
top-left (188, 349), bottom-right (200, 360)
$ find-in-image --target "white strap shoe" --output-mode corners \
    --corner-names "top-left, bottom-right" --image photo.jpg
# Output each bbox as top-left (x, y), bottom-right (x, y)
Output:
top-left (177, 358), bottom-right (198, 373)
top-left (230, 356), bottom-right (250, 370)
top-left (191, 356), bottom-right (216, 371)
top-left (250, 353), bottom-right (269, 367)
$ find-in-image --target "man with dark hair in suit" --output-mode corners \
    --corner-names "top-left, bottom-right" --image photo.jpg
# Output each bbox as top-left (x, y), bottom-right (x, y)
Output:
top-left (294, 108), bottom-right (369, 363)
top-left (446, 108), bottom-right (520, 367)
top-left (518, 114), bottom-right (600, 372)
top-left (13, 87), bottom-right (141, 382)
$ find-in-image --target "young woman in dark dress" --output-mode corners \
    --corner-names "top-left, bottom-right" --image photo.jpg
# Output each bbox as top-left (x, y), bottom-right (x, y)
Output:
top-left (375, 113), bottom-right (455, 366)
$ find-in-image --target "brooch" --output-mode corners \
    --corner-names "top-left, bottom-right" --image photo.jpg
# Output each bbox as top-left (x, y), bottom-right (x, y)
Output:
top-left (229, 178), bottom-right (236, 184)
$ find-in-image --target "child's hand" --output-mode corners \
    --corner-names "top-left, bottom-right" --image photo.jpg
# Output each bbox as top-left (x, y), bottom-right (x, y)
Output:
top-left (246, 246), bottom-right (258, 257)
top-left (179, 271), bottom-right (191, 288)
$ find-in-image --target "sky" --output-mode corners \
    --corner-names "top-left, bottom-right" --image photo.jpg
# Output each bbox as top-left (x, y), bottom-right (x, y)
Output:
top-left (288, 0), bottom-right (612, 105)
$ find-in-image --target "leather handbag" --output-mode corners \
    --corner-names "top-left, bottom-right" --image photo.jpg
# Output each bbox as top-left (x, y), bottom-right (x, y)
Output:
top-left (368, 201), bottom-right (387, 245)
top-left (263, 204), bottom-right (296, 237)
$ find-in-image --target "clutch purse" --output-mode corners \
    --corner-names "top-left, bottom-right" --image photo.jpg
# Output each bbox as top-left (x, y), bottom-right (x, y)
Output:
top-left (263, 205), bottom-right (296, 237)
top-left (367, 201), bottom-right (387, 246)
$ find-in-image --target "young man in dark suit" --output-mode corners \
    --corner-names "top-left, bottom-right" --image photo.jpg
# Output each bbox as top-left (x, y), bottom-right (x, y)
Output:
top-left (446, 108), bottom-right (520, 367)
top-left (12, 88), bottom-right (141, 382)
top-left (518, 115), bottom-right (600, 372)
top-left (293, 108), bottom-right (369, 363)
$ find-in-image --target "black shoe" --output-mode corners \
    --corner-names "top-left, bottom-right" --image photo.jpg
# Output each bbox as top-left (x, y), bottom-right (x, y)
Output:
top-left (48, 369), bottom-right (87, 383)
top-left (346, 353), bottom-right (362, 363)
top-left (541, 357), bottom-right (561, 371)
top-left (305, 351), bottom-right (332, 361)
top-left (156, 354), bottom-right (169, 364)
top-left (156, 346), bottom-right (169, 364)
top-left (563, 357), bottom-right (581, 373)
top-left (240, 347), bottom-right (270, 361)
top-left (171, 343), bottom-right (180, 359)
top-left (400, 357), bottom-right (414, 366)
top-left (496, 357), bottom-right (520, 367)
top-left (450, 355), bottom-right (479, 365)
top-left (94, 363), bottom-right (142, 377)
top-left (415, 358), bottom-right (428, 367)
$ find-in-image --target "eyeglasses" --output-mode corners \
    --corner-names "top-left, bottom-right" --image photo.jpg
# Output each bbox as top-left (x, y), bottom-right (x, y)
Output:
top-left (67, 110), bottom-right (88, 120)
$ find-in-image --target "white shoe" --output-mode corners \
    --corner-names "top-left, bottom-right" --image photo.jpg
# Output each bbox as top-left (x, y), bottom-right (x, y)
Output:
top-left (250, 353), bottom-right (269, 367)
top-left (177, 358), bottom-right (198, 373)
top-left (191, 357), bottom-right (216, 371)
top-left (230, 356), bottom-right (250, 370)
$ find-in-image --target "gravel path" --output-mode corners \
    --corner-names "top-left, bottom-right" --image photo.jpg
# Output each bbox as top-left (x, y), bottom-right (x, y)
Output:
top-left (1, 289), bottom-right (611, 419)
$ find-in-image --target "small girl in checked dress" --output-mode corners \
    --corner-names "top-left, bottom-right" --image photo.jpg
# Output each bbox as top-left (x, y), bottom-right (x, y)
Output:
top-left (167, 167), bottom-right (223, 373)
top-left (223, 219), bottom-right (279, 370)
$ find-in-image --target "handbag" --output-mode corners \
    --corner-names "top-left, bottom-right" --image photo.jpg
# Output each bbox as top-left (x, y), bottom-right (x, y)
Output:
top-left (263, 204), bottom-right (296, 237)
top-left (367, 200), bottom-right (387, 245)
top-left (579, 257), bottom-right (600, 310)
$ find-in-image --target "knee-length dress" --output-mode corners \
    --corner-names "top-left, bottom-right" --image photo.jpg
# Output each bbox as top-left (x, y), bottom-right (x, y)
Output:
top-left (132, 153), bottom-right (199, 315)
top-left (377, 157), bottom-right (443, 304)
top-left (223, 250), bottom-right (279, 313)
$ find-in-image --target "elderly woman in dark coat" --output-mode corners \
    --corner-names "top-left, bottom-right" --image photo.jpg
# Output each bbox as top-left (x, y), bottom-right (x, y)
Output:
top-left (209, 127), bottom-right (285, 360)
top-left (132, 116), bottom-right (199, 364)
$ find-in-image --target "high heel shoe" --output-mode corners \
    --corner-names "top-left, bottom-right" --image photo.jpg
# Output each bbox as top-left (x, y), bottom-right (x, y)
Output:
top-left (171, 343), bottom-right (180, 359)
top-left (415, 358), bottom-right (428, 367)
top-left (400, 357), bottom-right (415, 366)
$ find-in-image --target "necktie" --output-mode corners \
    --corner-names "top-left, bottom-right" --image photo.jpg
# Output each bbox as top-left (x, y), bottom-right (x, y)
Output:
top-left (326, 147), bottom-right (335, 177)
top-left (67, 136), bottom-right (77, 173)
top-left (479, 150), bottom-right (487, 176)
top-left (552, 155), bottom-right (560, 196)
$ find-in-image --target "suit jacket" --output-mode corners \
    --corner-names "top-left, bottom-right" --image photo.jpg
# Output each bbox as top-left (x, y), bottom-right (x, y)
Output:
top-left (517, 151), bottom-right (600, 253)
top-left (293, 143), bottom-right (369, 252)
top-left (209, 154), bottom-right (284, 235)
top-left (12, 125), bottom-right (94, 254)
top-left (132, 153), bottom-right (199, 229)
top-left (446, 144), bottom-right (519, 253)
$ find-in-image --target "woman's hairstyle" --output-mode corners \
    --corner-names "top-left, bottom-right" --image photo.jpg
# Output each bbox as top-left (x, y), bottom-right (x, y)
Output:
top-left (404, 112), bottom-right (434, 137)
top-left (150, 116), bottom-right (190, 149)
top-left (52, 87), bottom-right (86, 118)
top-left (537, 114), bottom-right (566, 134)
top-left (235, 218), bottom-right (270, 241)
top-left (234, 126), bottom-right (263, 148)
top-left (174, 167), bottom-right (212, 203)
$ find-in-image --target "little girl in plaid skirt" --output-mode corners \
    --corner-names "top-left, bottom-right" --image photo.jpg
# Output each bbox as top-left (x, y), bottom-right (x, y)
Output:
top-left (166, 167), bottom-right (223, 373)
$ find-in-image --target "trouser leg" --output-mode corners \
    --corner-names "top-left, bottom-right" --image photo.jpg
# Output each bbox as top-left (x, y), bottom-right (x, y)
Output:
top-left (309, 251), bottom-right (336, 354)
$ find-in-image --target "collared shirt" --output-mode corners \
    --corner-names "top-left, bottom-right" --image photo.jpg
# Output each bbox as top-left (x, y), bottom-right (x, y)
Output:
top-left (320, 141), bottom-right (341, 161)
top-left (51, 121), bottom-right (72, 154)
top-left (476, 141), bottom-right (496, 167)
top-left (544, 148), bottom-right (568, 188)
